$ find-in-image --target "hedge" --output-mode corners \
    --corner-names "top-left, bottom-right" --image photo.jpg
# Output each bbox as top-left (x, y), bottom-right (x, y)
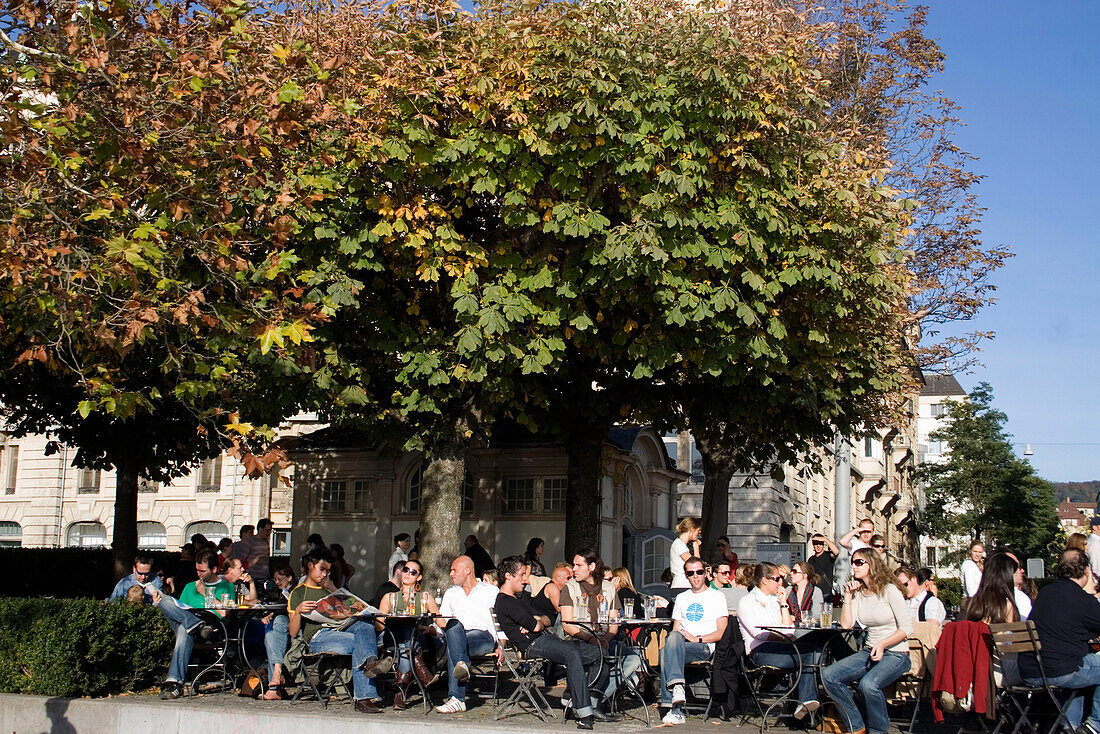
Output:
top-left (0, 597), bottom-right (174, 696)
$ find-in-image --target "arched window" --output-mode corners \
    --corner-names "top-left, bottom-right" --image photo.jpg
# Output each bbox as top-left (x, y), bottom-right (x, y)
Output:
top-left (67, 521), bottom-right (107, 548)
top-left (408, 464), bottom-right (474, 514)
top-left (137, 521), bottom-right (167, 550)
top-left (0, 521), bottom-right (21, 548)
top-left (185, 521), bottom-right (229, 544)
top-left (642, 533), bottom-right (672, 586)
top-left (623, 477), bottom-right (635, 520)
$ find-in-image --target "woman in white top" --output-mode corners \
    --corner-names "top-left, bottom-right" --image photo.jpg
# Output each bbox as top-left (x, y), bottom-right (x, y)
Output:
top-left (960, 539), bottom-right (984, 598)
top-left (821, 548), bottom-right (913, 734)
top-left (736, 562), bottom-right (822, 720)
top-left (670, 517), bottom-right (702, 589)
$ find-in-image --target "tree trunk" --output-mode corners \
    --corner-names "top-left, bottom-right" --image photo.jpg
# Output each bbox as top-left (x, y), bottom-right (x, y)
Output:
top-left (112, 458), bottom-right (140, 581)
top-left (419, 442), bottom-right (464, 591)
top-left (695, 433), bottom-right (735, 563)
top-left (565, 427), bottom-right (607, 556)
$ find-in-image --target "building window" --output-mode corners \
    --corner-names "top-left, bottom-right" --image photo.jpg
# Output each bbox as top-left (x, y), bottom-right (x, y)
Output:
top-left (864, 437), bottom-right (875, 458)
top-left (321, 480), bottom-right (347, 513)
top-left (186, 521), bottom-right (229, 544)
top-left (196, 456), bottom-right (222, 492)
top-left (77, 468), bottom-right (102, 494)
top-left (543, 477), bottom-right (566, 512)
top-left (1, 445), bottom-right (18, 494)
top-left (67, 521), bottom-right (108, 548)
top-left (353, 480), bottom-right (373, 512)
top-left (505, 478), bottom-right (536, 512)
top-left (272, 528), bottom-right (291, 553)
top-left (927, 440), bottom-right (944, 455)
top-left (622, 478), bottom-right (635, 519)
top-left (137, 521), bottom-right (167, 550)
top-left (408, 465), bottom-right (423, 513)
top-left (463, 472), bottom-right (475, 513)
top-left (642, 534), bottom-right (672, 586)
top-left (926, 547), bottom-right (937, 567)
top-left (931, 403), bottom-right (947, 417)
top-left (0, 521), bottom-right (22, 547)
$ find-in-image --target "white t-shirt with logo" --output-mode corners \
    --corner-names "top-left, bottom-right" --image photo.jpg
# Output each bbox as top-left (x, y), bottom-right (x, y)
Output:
top-left (672, 587), bottom-right (728, 652)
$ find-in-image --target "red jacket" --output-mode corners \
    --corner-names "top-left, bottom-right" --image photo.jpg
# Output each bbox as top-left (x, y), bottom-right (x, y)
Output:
top-left (931, 620), bottom-right (992, 722)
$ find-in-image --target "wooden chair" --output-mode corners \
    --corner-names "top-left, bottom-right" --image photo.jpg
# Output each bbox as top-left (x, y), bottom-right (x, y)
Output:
top-left (988, 620), bottom-right (1074, 734)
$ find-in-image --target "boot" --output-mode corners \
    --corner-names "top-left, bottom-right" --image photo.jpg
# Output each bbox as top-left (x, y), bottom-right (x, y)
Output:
top-left (393, 670), bottom-right (411, 710)
top-left (412, 651), bottom-right (439, 687)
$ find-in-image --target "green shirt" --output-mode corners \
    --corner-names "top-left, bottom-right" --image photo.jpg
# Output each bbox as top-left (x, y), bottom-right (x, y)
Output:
top-left (180, 579), bottom-right (236, 610)
top-left (288, 583), bottom-right (330, 642)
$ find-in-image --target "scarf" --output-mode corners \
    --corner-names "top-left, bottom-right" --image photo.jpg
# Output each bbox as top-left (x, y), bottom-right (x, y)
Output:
top-left (577, 577), bottom-right (602, 622)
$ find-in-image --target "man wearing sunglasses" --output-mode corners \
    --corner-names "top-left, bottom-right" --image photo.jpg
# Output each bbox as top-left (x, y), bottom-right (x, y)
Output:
top-left (808, 533), bottom-right (839, 601)
top-left (659, 557), bottom-right (729, 725)
top-left (435, 554), bottom-right (500, 713)
top-left (107, 554), bottom-right (163, 603)
top-left (839, 518), bottom-right (876, 553)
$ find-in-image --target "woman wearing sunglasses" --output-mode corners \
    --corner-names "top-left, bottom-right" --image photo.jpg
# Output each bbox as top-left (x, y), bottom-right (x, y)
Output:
top-left (821, 548), bottom-right (913, 734)
top-left (788, 562), bottom-right (824, 625)
top-left (378, 558), bottom-right (441, 709)
top-left (737, 562), bottom-right (822, 720)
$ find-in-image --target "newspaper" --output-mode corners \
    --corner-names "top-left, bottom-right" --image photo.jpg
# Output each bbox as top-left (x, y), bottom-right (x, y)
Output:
top-left (302, 588), bottom-right (381, 630)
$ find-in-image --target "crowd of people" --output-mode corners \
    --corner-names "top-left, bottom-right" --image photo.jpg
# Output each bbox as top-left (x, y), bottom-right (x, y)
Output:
top-left (105, 516), bottom-right (1100, 734)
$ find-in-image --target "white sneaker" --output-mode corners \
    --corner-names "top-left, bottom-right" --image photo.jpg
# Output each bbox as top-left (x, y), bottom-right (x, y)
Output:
top-left (662, 708), bottom-right (687, 725)
top-left (671, 683), bottom-right (686, 706)
top-left (435, 696), bottom-right (467, 714)
top-left (793, 700), bottom-right (820, 720)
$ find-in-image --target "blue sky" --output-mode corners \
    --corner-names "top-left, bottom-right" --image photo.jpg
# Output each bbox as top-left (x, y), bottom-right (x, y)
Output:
top-left (923, 2), bottom-right (1100, 482)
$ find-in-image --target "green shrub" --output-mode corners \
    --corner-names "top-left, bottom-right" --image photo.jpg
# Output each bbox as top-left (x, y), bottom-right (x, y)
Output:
top-left (935, 576), bottom-right (962, 609)
top-left (0, 597), bottom-right (173, 696)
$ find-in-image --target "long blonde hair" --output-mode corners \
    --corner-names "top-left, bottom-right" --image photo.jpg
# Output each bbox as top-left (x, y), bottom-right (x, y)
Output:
top-left (853, 548), bottom-right (902, 596)
top-left (611, 567), bottom-right (637, 593)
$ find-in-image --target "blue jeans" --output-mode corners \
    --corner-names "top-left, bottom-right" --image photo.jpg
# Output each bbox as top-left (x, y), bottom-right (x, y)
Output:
top-left (659, 632), bottom-right (712, 705)
top-left (310, 621), bottom-right (380, 701)
top-left (1024, 652), bottom-right (1100, 729)
top-left (821, 649), bottom-right (910, 734)
top-left (752, 638), bottom-right (821, 704)
top-left (444, 621), bottom-right (497, 701)
top-left (157, 594), bottom-right (202, 683)
top-left (528, 634), bottom-right (601, 718)
top-left (264, 614), bottom-right (289, 681)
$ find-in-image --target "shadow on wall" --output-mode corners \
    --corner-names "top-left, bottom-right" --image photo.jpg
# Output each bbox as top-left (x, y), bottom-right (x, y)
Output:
top-left (45, 697), bottom-right (77, 734)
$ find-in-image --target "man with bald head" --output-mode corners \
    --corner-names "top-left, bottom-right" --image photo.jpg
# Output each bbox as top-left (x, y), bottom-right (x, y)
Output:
top-left (435, 555), bottom-right (500, 713)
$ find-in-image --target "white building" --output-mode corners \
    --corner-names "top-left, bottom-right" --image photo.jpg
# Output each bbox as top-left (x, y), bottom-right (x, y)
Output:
top-left (915, 373), bottom-right (968, 575)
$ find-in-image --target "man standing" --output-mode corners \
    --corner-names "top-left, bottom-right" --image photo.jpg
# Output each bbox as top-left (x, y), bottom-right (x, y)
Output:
top-left (659, 556), bottom-right (729, 725)
top-left (895, 566), bottom-right (946, 624)
top-left (289, 546), bottom-right (391, 713)
top-left (435, 555), bottom-right (500, 713)
top-left (464, 534), bottom-right (496, 579)
top-left (1019, 549), bottom-right (1100, 734)
top-left (243, 519), bottom-right (273, 580)
top-left (151, 548), bottom-right (235, 699)
top-left (108, 554), bottom-right (163, 603)
top-left (231, 525), bottom-right (254, 560)
top-left (807, 533), bottom-right (839, 600)
top-left (715, 536), bottom-right (739, 575)
top-left (494, 555), bottom-right (604, 730)
top-left (839, 519), bottom-right (875, 553)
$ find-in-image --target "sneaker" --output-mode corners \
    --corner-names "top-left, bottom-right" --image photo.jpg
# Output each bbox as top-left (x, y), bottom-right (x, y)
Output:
top-left (435, 696), bottom-right (467, 714)
top-left (793, 700), bottom-right (820, 720)
top-left (452, 660), bottom-right (470, 682)
top-left (1076, 724), bottom-right (1100, 734)
top-left (662, 708), bottom-right (687, 725)
top-left (670, 683), bottom-right (686, 706)
top-left (160, 682), bottom-right (183, 700)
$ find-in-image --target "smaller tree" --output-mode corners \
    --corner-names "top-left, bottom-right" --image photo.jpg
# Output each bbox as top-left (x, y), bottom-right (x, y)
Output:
top-left (917, 382), bottom-right (1059, 563)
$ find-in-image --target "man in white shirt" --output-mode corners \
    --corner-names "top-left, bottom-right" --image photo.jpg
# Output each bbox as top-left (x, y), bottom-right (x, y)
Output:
top-left (839, 519), bottom-right (875, 553)
top-left (435, 555), bottom-right (500, 713)
top-left (1086, 517), bottom-right (1100, 584)
top-left (659, 556), bottom-right (728, 725)
top-left (895, 566), bottom-right (947, 624)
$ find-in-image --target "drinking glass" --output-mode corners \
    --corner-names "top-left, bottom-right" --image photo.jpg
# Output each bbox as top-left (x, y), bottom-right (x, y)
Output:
top-left (820, 603), bottom-right (833, 627)
top-left (623, 600), bottom-right (635, 620)
top-left (578, 594), bottom-right (589, 622)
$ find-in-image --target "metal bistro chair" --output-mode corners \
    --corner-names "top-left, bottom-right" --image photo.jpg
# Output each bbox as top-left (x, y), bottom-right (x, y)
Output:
top-left (988, 621), bottom-right (1074, 734)
top-left (493, 611), bottom-right (556, 722)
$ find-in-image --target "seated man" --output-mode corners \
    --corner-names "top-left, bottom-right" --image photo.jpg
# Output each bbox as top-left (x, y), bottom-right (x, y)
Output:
top-left (495, 555), bottom-right (604, 730)
top-left (373, 559), bottom-right (405, 607)
top-left (560, 548), bottom-right (641, 715)
top-left (435, 555), bottom-right (500, 713)
top-left (223, 556), bottom-right (258, 603)
top-left (1019, 549), bottom-right (1100, 734)
top-left (660, 556), bottom-right (729, 725)
top-left (289, 546), bottom-right (391, 713)
top-left (895, 565), bottom-right (946, 624)
top-left (150, 547), bottom-right (236, 699)
top-left (108, 553), bottom-right (163, 603)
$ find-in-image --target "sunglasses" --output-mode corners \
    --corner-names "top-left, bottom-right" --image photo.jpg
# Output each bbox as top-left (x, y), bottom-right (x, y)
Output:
top-left (767, 575), bottom-right (783, 582)
top-left (851, 559), bottom-right (868, 567)
top-left (858, 530), bottom-right (872, 535)
top-left (812, 541), bottom-right (824, 546)
top-left (872, 544), bottom-right (885, 549)
top-left (685, 569), bottom-right (708, 577)
top-left (402, 568), bottom-right (421, 576)
top-left (715, 569), bottom-right (731, 574)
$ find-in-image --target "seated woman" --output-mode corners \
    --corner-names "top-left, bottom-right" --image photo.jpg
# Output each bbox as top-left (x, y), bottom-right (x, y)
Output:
top-left (378, 558), bottom-right (441, 710)
top-left (788, 562), bottom-right (824, 625)
top-left (967, 552), bottom-right (1024, 686)
top-left (262, 564), bottom-right (297, 699)
top-left (821, 548), bottom-right (913, 734)
top-left (737, 562), bottom-right (821, 720)
top-left (611, 567), bottom-right (639, 610)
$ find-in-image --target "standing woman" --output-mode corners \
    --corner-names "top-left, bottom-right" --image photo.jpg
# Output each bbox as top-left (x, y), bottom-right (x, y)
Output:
top-left (670, 518), bottom-right (702, 590)
top-left (524, 537), bottom-right (547, 577)
top-left (821, 548), bottom-right (913, 734)
top-left (960, 539), bottom-right (984, 600)
top-left (378, 558), bottom-right (441, 710)
top-left (788, 562), bottom-right (824, 626)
